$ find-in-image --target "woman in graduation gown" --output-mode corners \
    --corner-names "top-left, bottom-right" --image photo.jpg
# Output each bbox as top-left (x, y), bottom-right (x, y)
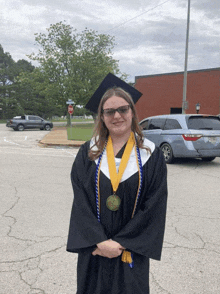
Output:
top-left (67, 73), bottom-right (168, 294)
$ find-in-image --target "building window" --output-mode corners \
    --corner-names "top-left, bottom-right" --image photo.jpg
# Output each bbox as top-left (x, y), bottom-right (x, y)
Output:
top-left (170, 108), bottom-right (182, 114)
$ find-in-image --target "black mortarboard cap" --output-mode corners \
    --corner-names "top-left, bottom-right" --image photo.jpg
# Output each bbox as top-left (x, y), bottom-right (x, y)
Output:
top-left (85, 73), bottom-right (142, 113)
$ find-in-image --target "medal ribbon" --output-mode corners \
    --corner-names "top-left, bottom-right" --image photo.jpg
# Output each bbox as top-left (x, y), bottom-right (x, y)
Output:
top-left (95, 132), bottom-right (143, 269)
top-left (106, 132), bottom-right (135, 194)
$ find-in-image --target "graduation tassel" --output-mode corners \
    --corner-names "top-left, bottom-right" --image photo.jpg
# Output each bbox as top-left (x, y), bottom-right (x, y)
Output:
top-left (121, 250), bottom-right (134, 268)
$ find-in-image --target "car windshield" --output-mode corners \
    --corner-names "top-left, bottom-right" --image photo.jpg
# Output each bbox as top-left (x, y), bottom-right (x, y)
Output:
top-left (187, 116), bottom-right (220, 130)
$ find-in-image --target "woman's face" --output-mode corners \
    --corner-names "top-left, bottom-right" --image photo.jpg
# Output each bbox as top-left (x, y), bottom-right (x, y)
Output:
top-left (102, 95), bottom-right (133, 138)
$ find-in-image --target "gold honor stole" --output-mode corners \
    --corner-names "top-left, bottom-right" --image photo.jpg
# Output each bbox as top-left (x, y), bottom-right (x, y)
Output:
top-left (106, 132), bottom-right (135, 210)
top-left (96, 131), bottom-right (143, 267)
top-left (106, 132), bottom-right (136, 266)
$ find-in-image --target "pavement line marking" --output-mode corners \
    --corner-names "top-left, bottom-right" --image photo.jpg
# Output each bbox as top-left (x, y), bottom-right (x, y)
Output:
top-left (0, 146), bottom-right (77, 157)
top-left (4, 137), bottom-right (21, 146)
top-left (0, 146), bottom-right (78, 152)
top-left (25, 136), bottom-right (27, 140)
top-left (0, 149), bottom-right (75, 158)
top-left (60, 148), bottom-right (77, 156)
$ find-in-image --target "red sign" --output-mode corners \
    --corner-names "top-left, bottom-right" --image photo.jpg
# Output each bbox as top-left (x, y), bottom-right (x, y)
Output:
top-left (68, 105), bottom-right (74, 114)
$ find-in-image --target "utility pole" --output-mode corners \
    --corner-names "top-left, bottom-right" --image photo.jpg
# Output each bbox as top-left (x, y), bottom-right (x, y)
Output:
top-left (182, 0), bottom-right (191, 114)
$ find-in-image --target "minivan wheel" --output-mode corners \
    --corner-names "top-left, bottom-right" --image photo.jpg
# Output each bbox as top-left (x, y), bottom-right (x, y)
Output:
top-left (161, 143), bottom-right (174, 164)
top-left (44, 124), bottom-right (51, 131)
top-left (202, 157), bottom-right (216, 162)
top-left (17, 124), bottom-right (24, 131)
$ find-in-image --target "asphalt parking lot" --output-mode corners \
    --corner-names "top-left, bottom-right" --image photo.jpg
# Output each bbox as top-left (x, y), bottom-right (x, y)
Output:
top-left (0, 124), bottom-right (220, 294)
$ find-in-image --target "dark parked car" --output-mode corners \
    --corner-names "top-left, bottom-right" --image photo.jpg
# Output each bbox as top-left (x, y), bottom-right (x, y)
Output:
top-left (6, 115), bottom-right (53, 131)
top-left (140, 114), bottom-right (220, 163)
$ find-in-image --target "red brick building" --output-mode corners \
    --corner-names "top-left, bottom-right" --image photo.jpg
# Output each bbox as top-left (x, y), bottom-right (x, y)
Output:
top-left (134, 67), bottom-right (220, 121)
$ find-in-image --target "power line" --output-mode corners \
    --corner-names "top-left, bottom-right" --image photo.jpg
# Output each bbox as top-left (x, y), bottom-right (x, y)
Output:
top-left (104, 0), bottom-right (171, 33)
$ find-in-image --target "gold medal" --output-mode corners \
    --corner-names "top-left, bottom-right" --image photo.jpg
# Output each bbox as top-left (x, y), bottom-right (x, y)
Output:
top-left (106, 194), bottom-right (121, 211)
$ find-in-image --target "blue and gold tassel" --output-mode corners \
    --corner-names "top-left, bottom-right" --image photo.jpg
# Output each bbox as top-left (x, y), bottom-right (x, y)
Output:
top-left (121, 250), bottom-right (134, 268)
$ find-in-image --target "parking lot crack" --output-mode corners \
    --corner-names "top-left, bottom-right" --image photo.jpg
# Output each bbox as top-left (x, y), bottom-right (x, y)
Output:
top-left (2, 186), bottom-right (20, 237)
top-left (0, 243), bottom-right (66, 266)
top-left (0, 245), bottom-right (66, 293)
top-left (3, 186), bottom-right (19, 215)
top-left (2, 186), bottom-right (39, 247)
top-left (150, 272), bottom-right (171, 293)
top-left (194, 233), bottom-right (205, 247)
top-left (17, 256), bottom-right (46, 294)
top-left (174, 226), bottom-right (191, 241)
top-left (18, 270), bottom-right (46, 294)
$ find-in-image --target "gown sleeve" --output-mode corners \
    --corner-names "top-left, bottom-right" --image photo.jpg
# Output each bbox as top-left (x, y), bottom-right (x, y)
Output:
top-left (113, 147), bottom-right (168, 260)
top-left (66, 142), bottom-right (108, 253)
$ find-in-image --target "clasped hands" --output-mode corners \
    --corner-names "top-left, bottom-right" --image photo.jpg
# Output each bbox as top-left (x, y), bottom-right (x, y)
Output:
top-left (92, 239), bottom-right (125, 259)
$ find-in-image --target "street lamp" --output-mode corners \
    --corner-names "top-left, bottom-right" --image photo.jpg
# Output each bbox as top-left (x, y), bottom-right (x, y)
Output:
top-left (196, 102), bottom-right (200, 114)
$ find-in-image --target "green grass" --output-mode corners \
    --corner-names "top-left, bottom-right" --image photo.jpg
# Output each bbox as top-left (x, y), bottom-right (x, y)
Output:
top-left (52, 118), bottom-right (93, 123)
top-left (67, 123), bottom-right (94, 141)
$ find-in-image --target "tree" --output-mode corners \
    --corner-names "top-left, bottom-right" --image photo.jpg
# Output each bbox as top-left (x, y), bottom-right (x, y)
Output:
top-left (16, 68), bottom-right (62, 118)
top-left (28, 22), bottom-right (126, 113)
top-left (16, 59), bottom-right (35, 74)
top-left (0, 45), bottom-right (18, 119)
top-left (0, 44), bottom-right (37, 119)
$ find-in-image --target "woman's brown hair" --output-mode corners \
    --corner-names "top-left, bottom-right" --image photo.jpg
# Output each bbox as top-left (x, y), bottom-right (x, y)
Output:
top-left (88, 87), bottom-right (151, 160)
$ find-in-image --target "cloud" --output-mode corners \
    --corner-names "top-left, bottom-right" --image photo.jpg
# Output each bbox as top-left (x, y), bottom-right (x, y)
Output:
top-left (0, 0), bottom-right (219, 81)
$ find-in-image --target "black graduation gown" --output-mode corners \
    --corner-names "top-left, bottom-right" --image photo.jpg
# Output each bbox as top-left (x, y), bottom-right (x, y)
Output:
top-left (67, 138), bottom-right (168, 294)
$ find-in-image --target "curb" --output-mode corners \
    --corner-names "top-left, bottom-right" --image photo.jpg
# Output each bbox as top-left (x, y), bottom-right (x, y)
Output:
top-left (38, 128), bottom-right (85, 148)
top-left (38, 141), bottom-right (84, 148)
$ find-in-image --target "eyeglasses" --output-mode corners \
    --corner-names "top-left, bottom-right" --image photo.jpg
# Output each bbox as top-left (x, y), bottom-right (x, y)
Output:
top-left (102, 105), bottom-right (131, 117)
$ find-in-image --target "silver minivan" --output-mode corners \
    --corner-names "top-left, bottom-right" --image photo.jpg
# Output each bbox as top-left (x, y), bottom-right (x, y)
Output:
top-left (140, 114), bottom-right (220, 163)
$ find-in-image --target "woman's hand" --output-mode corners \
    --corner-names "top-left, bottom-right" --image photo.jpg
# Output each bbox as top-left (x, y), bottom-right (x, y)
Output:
top-left (92, 239), bottom-right (125, 258)
top-left (92, 248), bottom-right (105, 257)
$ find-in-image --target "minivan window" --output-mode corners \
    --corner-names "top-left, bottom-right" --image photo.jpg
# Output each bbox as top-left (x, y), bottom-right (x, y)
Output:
top-left (140, 120), bottom-right (150, 130)
top-left (164, 119), bottom-right (182, 130)
top-left (187, 116), bottom-right (220, 130)
top-left (149, 119), bottom-right (166, 130)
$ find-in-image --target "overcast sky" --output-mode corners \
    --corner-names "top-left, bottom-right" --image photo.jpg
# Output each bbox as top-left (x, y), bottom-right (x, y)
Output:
top-left (1, 0), bottom-right (220, 81)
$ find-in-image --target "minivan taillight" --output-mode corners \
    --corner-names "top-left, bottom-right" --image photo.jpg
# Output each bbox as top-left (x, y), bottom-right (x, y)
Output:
top-left (182, 134), bottom-right (202, 141)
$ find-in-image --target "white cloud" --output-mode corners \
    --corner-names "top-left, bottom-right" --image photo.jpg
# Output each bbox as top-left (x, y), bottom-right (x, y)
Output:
top-left (0, 0), bottom-right (219, 81)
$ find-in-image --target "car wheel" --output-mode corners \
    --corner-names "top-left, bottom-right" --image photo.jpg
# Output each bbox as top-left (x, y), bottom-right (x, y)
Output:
top-left (161, 143), bottom-right (174, 164)
top-left (44, 124), bottom-right (51, 131)
top-left (202, 157), bottom-right (216, 162)
top-left (17, 124), bottom-right (24, 131)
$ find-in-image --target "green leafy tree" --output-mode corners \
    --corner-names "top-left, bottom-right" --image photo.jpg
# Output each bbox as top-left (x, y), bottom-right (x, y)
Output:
top-left (16, 68), bottom-right (61, 118)
top-left (28, 22), bottom-right (126, 120)
top-left (0, 45), bottom-right (17, 119)
top-left (12, 60), bottom-right (37, 116)
top-left (0, 44), bottom-right (36, 119)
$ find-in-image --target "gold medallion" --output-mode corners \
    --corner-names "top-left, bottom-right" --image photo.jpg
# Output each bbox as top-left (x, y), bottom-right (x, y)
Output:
top-left (106, 195), bottom-right (121, 211)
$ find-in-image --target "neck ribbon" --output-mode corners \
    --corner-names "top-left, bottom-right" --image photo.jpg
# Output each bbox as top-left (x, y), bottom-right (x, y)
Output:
top-left (95, 132), bottom-right (143, 268)
top-left (106, 132), bottom-right (135, 195)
